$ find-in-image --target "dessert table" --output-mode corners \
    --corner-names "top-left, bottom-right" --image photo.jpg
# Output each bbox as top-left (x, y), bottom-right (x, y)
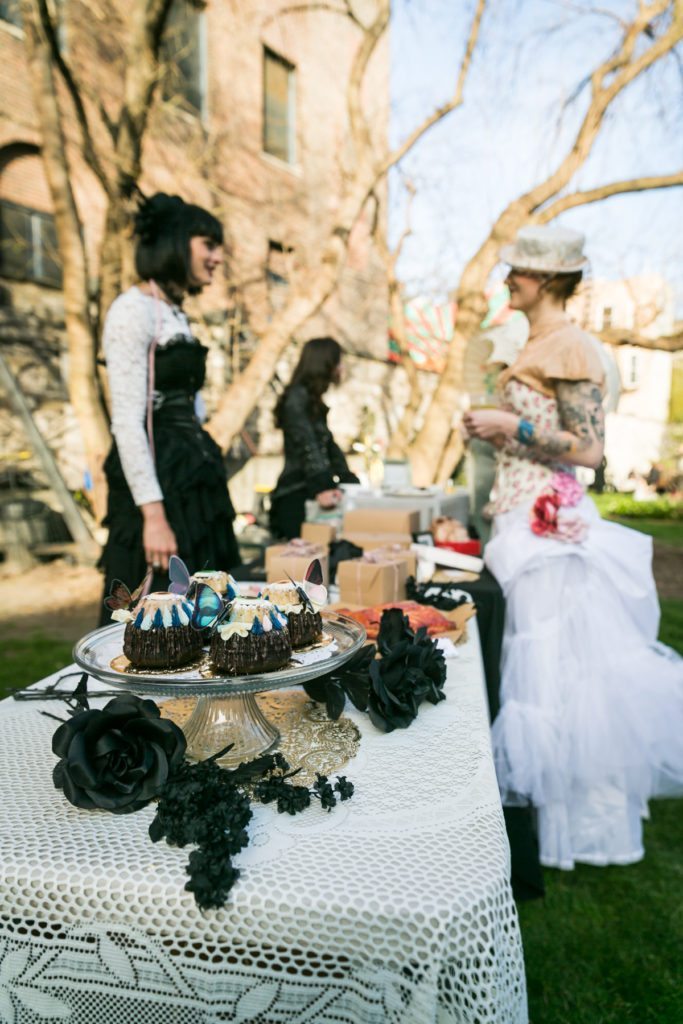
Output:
top-left (0, 619), bottom-right (527, 1024)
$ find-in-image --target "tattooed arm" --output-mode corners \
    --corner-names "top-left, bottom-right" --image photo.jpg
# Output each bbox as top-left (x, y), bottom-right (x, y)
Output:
top-left (463, 380), bottom-right (605, 469)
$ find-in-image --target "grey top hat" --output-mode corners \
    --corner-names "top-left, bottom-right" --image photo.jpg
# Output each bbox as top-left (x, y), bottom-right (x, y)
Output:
top-left (499, 226), bottom-right (588, 273)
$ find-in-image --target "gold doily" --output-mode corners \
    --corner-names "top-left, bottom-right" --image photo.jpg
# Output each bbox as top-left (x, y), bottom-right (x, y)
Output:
top-left (161, 691), bottom-right (361, 786)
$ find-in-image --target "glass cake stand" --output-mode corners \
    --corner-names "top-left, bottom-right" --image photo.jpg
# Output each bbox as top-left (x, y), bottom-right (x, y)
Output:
top-left (73, 611), bottom-right (366, 767)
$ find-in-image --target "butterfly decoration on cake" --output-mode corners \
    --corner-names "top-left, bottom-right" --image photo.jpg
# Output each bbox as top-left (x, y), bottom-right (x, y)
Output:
top-left (168, 555), bottom-right (192, 597)
top-left (168, 555), bottom-right (239, 601)
top-left (285, 559), bottom-right (327, 612)
top-left (104, 566), bottom-right (153, 621)
top-left (191, 584), bottom-right (232, 632)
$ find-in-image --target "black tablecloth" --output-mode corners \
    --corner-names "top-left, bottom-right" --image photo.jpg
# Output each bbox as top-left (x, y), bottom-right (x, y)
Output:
top-left (452, 569), bottom-right (545, 901)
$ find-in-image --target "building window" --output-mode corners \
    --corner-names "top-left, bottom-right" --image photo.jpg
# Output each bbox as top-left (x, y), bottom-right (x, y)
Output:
top-left (161, 0), bottom-right (205, 117)
top-left (263, 47), bottom-right (295, 164)
top-left (602, 306), bottom-right (613, 330)
top-left (266, 240), bottom-right (292, 313)
top-left (0, 199), bottom-right (62, 288)
top-left (0, 0), bottom-right (22, 28)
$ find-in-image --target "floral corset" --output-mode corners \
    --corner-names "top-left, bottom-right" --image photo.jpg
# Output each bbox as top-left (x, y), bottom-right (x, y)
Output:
top-left (490, 380), bottom-right (581, 515)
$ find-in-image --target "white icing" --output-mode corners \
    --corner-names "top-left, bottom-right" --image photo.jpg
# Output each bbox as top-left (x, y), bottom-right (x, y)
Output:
top-left (217, 622), bottom-right (251, 640)
top-left (132, 592), bottom-right (192, 630)
top-left (111, 609), bottom-right (134, 624)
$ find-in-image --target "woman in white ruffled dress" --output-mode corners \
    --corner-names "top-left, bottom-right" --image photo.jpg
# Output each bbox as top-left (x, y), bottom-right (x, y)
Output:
top-left (464, 226), bottom-right (683, 870)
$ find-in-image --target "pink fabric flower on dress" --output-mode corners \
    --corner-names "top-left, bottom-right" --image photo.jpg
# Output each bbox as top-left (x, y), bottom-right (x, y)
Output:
top-left (530, 490), bottom-right (561, 536)
top-left (550, 471), bottom-right (584, 508)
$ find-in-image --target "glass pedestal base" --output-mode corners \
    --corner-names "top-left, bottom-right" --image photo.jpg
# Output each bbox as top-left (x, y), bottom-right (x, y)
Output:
top-left (182, 693), bottom-right (280, 767)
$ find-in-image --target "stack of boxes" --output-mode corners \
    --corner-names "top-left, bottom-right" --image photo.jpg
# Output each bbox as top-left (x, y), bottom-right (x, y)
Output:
top-left (263, 504), bottom-right (481, 606)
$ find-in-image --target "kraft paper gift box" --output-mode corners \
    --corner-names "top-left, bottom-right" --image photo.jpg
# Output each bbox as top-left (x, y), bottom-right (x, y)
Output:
top-left (265, 542), bottom-right (329, 586)
top-left (340, 535), bottom-right (417, 578)
top-left (342, 507), bottom-right (421, 536)
top-left (337, 557), bottom-right (408, 606)
top-left (300, 521), bottom-right (338, 546)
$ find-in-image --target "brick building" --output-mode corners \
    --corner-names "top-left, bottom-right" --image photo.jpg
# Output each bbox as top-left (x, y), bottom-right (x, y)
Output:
top-left (0, 1), bottom-right (393, 512)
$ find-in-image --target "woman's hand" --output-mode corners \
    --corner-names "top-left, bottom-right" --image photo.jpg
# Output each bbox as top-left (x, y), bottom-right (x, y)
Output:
top-left (463, 409), bottom-right (519, 445)
top-left (141, 501), bottom-right (178, 570)
top-left (316, 488), bottom-right (343, 509)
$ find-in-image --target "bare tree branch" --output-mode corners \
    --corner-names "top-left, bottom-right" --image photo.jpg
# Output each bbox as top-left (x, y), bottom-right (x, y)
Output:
top-left (347, 0), bottom-right (390, 162)
top-left (600, 326), bottom-right (683, 352)
top-left (408, 0), bottom-right (683, 484)
top-left (526, 0), bottom-right (681, 214)
top-left (35, 0), bottom-right (113, 196)
top-left (376, 0), bottom-right (486, 179)
top-left (535, 170), bottom-right (683, 222)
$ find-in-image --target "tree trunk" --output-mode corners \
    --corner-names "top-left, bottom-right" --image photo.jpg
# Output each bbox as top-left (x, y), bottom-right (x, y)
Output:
top-left (385, 282), bottom-right (422, 460)
top-left (207, 196), bottom-right (362, 449)
top-left (22, 2), bottom-right (110, 519)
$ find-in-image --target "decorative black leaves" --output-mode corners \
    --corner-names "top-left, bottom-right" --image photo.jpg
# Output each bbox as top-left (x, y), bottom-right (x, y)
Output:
top-left (304, 608), bottom-right (447, 733)
top-left (148, 748), bottom-right (353, 911)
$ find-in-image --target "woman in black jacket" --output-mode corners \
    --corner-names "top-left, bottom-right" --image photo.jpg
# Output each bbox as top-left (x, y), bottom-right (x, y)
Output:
top-left (270, 337), bottom-right (359, 539)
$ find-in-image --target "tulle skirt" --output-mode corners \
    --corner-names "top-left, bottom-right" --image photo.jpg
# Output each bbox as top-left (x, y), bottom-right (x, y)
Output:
top-left (485, 496), bottom-right (683, 869)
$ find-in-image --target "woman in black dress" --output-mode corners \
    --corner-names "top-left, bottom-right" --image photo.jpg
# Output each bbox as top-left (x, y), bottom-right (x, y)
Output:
top-left (270, 337), bottom-right (359, 540)
top-left (98, 193), bottom-right (239, 623)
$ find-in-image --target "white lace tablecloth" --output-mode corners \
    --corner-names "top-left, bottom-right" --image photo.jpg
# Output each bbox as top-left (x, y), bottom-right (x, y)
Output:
top-left (0, 620), bottom-right (527, 1024)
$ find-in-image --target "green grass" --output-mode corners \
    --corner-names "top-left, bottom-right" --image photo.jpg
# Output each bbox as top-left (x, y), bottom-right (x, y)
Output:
top-left (589, 493), bottom-right (683, 549)
top-left (609, 518), bottom-right (683, 548)
top-left (659, 599), bottom-right (683, 652)
top-left (520, 800), bottom-right (683, 1024)
top-left (591, 492), bottom-right (683, 521)
top-left (0, 633), bottom-right (75, 701)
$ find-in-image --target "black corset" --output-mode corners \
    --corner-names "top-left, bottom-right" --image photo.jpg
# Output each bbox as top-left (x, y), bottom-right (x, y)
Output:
top-left (154, 335), bottom-right (208, 394)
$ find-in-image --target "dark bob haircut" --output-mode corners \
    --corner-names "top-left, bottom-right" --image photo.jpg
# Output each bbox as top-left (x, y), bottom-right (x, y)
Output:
top-left (134, 192), bottom-right (223, 293)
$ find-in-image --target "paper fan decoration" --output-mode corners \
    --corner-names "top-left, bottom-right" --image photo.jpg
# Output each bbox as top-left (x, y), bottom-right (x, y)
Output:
top-left (388, 296), bottom-right (456, 374)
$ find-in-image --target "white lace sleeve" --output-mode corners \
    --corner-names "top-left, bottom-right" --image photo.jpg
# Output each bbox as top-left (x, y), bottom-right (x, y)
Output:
top-left (103, 290), bottom-right (163, 507)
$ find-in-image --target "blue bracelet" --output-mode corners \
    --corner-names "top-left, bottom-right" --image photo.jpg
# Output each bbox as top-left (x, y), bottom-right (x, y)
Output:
top-left (517, 418), bottom-right (535, 445)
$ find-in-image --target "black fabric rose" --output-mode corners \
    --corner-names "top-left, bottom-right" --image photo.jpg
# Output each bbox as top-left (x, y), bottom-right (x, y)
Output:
top-left (303, 608), bottom-right (447, 733)
top-left (52, 694), bottom-right (187, 814)
top-left (302, 643), bottom-right (375, 719)
top-left (367, 609), bottom-right (447, 733)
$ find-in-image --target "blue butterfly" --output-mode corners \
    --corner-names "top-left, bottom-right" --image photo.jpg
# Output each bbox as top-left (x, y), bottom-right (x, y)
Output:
top-left (191, 583), bottom-right (231, 632)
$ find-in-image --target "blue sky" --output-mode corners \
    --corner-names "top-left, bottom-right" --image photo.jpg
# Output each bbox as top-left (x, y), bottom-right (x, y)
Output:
top-left (389, 0), bottom-right (683, 307)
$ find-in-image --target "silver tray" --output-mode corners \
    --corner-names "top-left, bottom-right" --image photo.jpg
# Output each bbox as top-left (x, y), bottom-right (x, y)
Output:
top-left (72, 611), bottom-right (366, 698)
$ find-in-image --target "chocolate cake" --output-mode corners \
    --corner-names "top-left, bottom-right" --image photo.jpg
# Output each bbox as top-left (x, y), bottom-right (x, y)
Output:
top-left (117, 592), bottom-right (203, 669)
top-left (260, 581), bottom-right (324, 648)
top-left (208, 598), bottom-right (291, 675)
